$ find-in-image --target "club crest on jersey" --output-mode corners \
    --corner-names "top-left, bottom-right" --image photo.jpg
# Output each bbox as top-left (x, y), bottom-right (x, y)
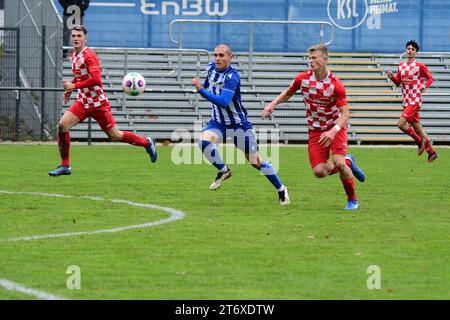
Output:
top-left (211, 81), bottom-right (224, 90)
top-left (324, 86), bottom-right (334, 97)
top-left (74, 57), bottom-right (85, 68)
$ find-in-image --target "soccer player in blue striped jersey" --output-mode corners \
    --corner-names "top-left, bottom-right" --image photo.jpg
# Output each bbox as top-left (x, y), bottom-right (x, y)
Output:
top-left (192, 44), bottom-right (290, 205)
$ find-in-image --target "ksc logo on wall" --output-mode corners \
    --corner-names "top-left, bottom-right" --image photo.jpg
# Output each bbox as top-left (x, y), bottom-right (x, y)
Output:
top-left (327, 0), bottom-right (368, 30)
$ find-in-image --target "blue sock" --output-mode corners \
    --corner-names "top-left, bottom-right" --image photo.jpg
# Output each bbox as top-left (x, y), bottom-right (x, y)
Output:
top-left (259, 161), bottom-right (283, 190)
top-left (199, 140), bottom-right (226, 171)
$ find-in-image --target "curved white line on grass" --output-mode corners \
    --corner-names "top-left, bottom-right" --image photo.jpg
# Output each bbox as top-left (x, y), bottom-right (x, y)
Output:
top-left (0, 190), bottom-right (186, 241)
top-left (0, 278), bottom-right (68, 300)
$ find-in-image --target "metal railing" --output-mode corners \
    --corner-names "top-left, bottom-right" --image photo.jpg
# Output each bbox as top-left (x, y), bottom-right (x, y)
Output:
top-left (0, 86), bottom-right (199, 144)
top-left (64, 46), bottom-right (211, 81)
top-left (12, 0), bottom-right (62, 74)
top-left (0, 27), bottom-right (20, 140)
top-left (1, 26), bottom-right (62, 141)
top-left (67, 46), bottom-right (211, 113)
top-left (1, 87), bottom-right (450, 144)
top-left (169, 19), bottom-right (335, 81)
top-left (400, 51), bottom-right (450, 60)
top-left (2, 88), bottom-right (449, 96)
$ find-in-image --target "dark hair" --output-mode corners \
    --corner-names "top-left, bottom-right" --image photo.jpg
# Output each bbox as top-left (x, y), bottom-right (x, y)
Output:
top-left (71, 24), bottom-right (88, 35)
top-left (406, 40), bottom-right (419, 52)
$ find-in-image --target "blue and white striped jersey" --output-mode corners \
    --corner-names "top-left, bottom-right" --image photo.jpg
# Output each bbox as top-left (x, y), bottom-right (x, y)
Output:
top-left (203, 62), bottom-right (249, 126)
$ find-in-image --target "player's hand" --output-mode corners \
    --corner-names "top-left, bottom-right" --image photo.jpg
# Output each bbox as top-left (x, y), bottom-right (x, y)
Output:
top-left (191, 78), bottom-right (203, 91)
top-left (63, 89), bottom-right (72, 104)
top-left (318, 127), bottom-right (337, 147)
top-left (261, 104), bottom-right (275, 119)
top-left (420, 84), bottom-right (426, 92)
top-left (62, 80), bottom-right (75, 91)
top-left (387, 71), bottom-right (393, 78)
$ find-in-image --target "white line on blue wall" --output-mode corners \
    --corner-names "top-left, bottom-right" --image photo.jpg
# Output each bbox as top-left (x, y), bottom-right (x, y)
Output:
top-left (90, 2), bottom-right (136, 7)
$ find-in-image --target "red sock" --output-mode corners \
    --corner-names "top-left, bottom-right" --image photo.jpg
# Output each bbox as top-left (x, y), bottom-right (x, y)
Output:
top-left (406, 127), bottom-right (422, 144)
top-left (58, 131), bottom-right (70, 167)
top-left (425, 139), bottom-right (434, 154)
top-left (341, 178), bottom-right (357, 201)
top-left (345, 159), bottom-right (352, 168)
top-left (121, 131), bottom-right (149, 148)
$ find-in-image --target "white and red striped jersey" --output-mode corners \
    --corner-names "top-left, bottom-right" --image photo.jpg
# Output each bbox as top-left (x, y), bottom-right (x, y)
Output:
top-left (288, 70), bottom-right (347, 132)
top-left (390, 59), bottom-right (434, 107)
top-left (70, 47), bottom-right (109, 109)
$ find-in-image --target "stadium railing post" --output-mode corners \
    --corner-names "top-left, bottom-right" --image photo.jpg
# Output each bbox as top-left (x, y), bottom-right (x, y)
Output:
top-left (15, 28), bottom-right (20, 141)
top-left (248, 23), bottom-right (254, 83)
top-left (87, 118), bottom-right (92, 146)
top-left (41, 25), bottom-right (46, 141)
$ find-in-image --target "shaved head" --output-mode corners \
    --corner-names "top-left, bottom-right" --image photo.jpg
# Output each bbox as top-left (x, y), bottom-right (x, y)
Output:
top-left (215, 44), bottom-right (233, 56)
top-left (213, 44), bottom-right (233, 71)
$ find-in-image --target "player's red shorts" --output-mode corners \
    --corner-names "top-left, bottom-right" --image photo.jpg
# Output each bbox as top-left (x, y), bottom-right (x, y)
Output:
top-left (308, 127), bottom-right (348, 169)
top-left (67, 100), bottom-right (116, 131)
top-left (401, 104), bottom-right (421, 124)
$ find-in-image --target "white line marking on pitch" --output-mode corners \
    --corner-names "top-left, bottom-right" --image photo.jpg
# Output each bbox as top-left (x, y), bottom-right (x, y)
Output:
top-left (0, 278), bottom-right (68, 300)
top-left (0, 190), bottom-right (186, 241)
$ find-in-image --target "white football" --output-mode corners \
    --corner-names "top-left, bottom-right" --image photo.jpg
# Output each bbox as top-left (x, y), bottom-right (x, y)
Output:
top-left (122, 72), bottom-right (146, 96)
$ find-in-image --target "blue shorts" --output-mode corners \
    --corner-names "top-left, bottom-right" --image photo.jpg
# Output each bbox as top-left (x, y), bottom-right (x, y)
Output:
top-left (203, 120), bottom-right (258, 154)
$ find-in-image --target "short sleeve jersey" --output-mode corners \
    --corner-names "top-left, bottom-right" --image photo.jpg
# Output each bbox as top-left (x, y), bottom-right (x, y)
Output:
top-left (289, 70), bottom-right (347, 132)
top-left (70, 47), bottom-right (109, 108)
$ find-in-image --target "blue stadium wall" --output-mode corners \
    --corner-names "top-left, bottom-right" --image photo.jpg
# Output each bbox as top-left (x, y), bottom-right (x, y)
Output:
top-left (53, 0), bottom-right (450, 53)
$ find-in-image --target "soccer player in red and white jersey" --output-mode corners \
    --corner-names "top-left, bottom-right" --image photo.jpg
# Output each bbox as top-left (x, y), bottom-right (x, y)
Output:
top-left (262, 44), bottom-right (365, 210)
top-left (387, 40), bottom-right (438, 163)
top-left (48, 25), bottom-right (157, 176)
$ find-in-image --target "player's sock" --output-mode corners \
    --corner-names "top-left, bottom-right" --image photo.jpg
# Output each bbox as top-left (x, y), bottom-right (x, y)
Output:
top-left (199, 140), bottom-right (226, 171)
top-left (121, 131), bottom-right (149, 147)
top-left (406, 127), bottom-right (422, 144)
top-left (58, 131), bottom-right (70, 167)
top-left (341, 177), bottom-right (357, 201)
top-left (218, 166), bottom-right (229, 173)
top-left (260, 161), bottom-right (283, 190)
top-left (345, 158), bottom-right (352, 169)
top-left (330, 159), bottom-right (351, 175)
top-left (424, 139), bottom-right (435, 154)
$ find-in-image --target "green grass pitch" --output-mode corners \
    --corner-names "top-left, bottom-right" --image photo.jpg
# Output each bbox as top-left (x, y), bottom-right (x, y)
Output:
top-left (0, 144), bottom-right (449, 299)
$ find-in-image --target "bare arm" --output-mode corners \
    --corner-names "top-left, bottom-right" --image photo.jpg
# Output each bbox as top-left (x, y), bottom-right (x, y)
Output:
top-left (335, 104), bottom-right (350, 130)
top-left (318, 104), bottom-right (350, 147)
top-left (261, 88), bottom-right (296, 118)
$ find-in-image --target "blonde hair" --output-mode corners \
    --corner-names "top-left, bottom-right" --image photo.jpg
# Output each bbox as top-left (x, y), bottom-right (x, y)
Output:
top-left (308, 44), bottom-right (329, 57)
